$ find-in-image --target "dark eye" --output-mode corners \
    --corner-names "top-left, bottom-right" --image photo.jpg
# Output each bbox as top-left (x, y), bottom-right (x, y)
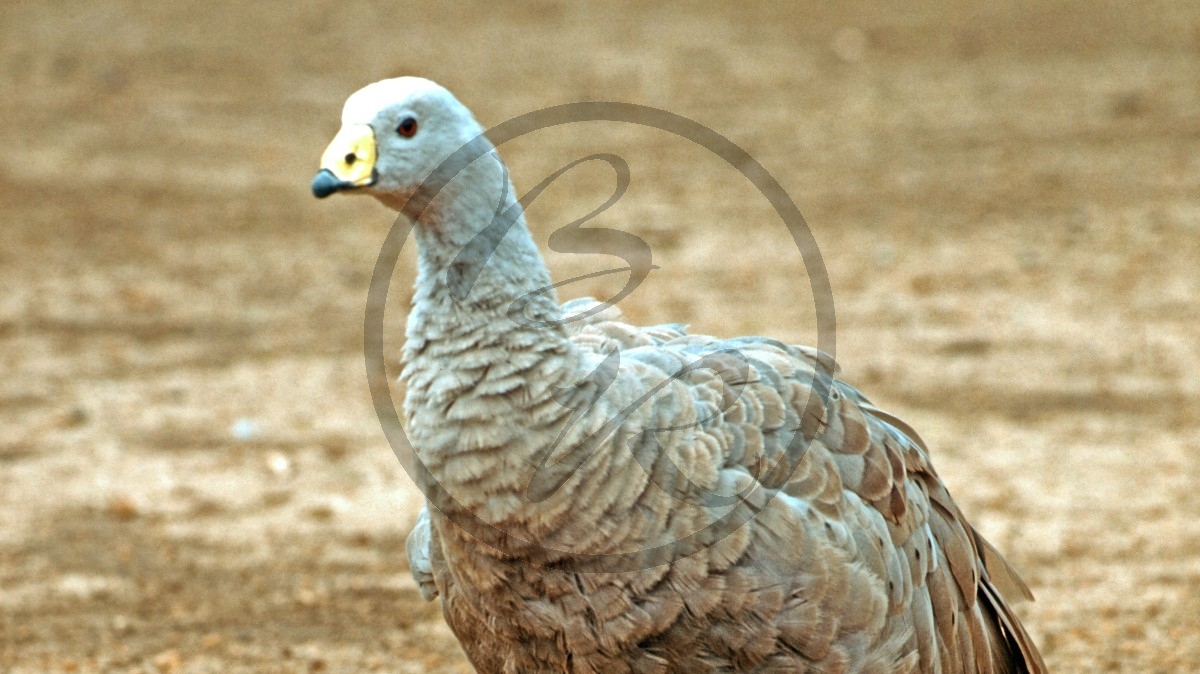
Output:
top-left (396, 117), bottom-right (418, 138)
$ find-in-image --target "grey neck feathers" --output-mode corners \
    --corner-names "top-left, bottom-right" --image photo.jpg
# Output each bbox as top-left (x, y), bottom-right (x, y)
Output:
top-left (401, 150), bottom-right (585, 533)
top-left (409, 148), bottom-right (558, 321)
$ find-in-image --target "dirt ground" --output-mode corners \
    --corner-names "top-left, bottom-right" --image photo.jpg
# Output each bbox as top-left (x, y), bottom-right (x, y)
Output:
top-left (2, 1), bottom-right (1199, 672)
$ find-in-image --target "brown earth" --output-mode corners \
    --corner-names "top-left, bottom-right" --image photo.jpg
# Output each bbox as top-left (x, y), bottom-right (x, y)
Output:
top-left (2, 1), bottom-right (1199, 672)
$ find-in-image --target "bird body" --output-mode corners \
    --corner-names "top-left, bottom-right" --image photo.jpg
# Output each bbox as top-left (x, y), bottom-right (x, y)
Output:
top-left (313, 77), bottom-right (1046, 674)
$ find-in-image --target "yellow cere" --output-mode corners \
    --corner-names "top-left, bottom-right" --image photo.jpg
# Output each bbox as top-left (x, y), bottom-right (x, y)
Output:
top-left (319, 124), bottom-right (377, 186)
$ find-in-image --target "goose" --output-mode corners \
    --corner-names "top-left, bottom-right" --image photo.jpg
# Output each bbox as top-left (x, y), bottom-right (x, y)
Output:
top-left (311, 76), bottom-right (1045, 674)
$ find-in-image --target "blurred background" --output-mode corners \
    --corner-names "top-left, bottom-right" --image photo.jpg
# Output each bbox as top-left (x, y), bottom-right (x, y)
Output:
top-left (2, 1), bottom-right (1199, 672)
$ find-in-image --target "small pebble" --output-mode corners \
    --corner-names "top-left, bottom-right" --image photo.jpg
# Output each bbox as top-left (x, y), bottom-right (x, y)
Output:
top-left (57, 405), bottom-right (89, 428)
top-left (295, 588), bottom-right (318, 606)
top-left (873, 243), bottom-right (897, 269)
top-left (262, 489), bottom-right (294, 507)
top-left (201, 633), bottom-right (222, 649)
top-left (112, 614), bottom-right (132, 634)
top-left (230, 418), bottom-right (259, 441)
top-left (266, 451), bottom-right (292, 477)
top-left (152, 649), bottom-right (181, 673)
top-left (107, 496), bottom-right (139, 521)
top-left (305, 503), bottom-right (335, 521)
top-left (306, 496), bottom-right (348, 521)
top-left (321, 437), bottom-right (351, 460)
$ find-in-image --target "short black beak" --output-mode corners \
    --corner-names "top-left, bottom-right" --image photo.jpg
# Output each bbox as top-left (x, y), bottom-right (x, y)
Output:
top-left (312, 169), bottom-right (348, 198)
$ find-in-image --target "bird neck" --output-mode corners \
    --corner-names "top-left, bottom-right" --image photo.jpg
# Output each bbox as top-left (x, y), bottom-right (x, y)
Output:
top-left (400, 156), bottom-right (586, 533)
top-left (406, 153), bottom-right (564, 337)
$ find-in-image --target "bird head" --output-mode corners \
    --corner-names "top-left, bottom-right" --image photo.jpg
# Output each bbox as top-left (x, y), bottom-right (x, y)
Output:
top-left (311, 77), bottom-right (489, 213)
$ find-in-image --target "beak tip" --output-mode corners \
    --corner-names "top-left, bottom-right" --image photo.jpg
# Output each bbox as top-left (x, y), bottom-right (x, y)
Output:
top-left (311, 169), bottom-right (344, 199)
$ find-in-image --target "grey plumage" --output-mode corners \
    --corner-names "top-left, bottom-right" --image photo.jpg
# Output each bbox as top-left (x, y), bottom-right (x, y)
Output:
top-left (314, 77), bottom-right (1046, 674)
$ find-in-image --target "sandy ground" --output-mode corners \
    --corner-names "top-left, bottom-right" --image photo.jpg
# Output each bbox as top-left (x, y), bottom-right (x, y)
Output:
top-left (2, 1), bottom-right (1200, 672)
